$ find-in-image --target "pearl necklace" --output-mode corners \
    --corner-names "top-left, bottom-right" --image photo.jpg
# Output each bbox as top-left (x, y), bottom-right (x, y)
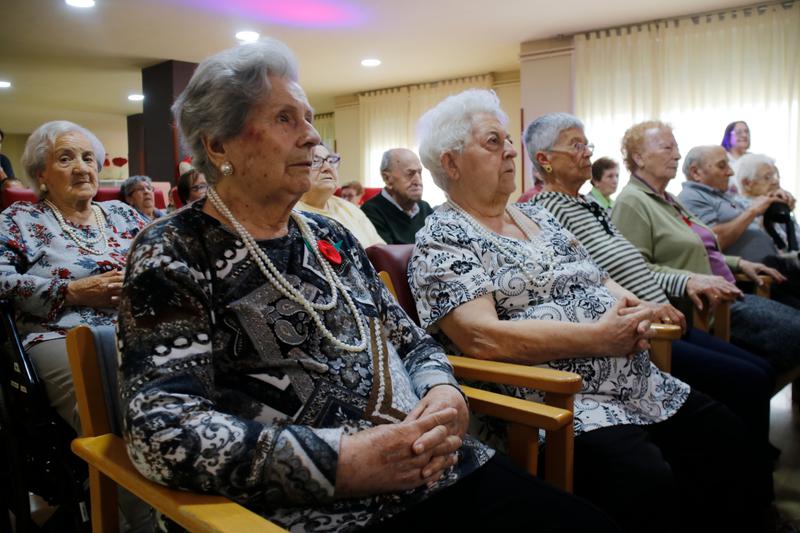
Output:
top-left (207, 188), bottom-right (368, 353)
top-left (446, 201), bottom-right (555, 285)
top-left (44, 199), bottom-right (108, 255)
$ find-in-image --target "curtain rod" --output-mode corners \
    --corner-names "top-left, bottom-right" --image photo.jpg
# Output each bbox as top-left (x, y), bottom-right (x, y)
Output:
top-left (566, 0), bottom-right (794, 38)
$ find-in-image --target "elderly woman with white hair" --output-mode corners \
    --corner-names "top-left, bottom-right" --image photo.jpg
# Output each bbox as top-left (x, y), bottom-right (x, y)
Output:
top-left (736, 153), bottom-right (798, 253)
top-left (0, 120), bottom-right (146, 431)
top-left (117, 40), bottom-right (619, 532)
top-left (409, 90), bottom-right (769, 533)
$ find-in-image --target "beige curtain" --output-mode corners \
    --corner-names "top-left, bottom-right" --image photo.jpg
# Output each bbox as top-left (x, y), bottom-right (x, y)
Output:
top-left (575, 2), bottom-right (800, 198)
top-left (359, 74), bottom-right (493, 204)
top-left (314, 112), bottom-right (335, 150)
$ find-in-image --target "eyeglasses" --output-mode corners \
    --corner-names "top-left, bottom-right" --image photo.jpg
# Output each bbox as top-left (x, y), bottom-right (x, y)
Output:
top-left (548, 142), bottom-right (595, 156)
top-left (190, 183), bottom-right (209, 192)
top-left (311, 154), bottom-right (341, 169)
top-left (130, 185), bottom-right (154, 194)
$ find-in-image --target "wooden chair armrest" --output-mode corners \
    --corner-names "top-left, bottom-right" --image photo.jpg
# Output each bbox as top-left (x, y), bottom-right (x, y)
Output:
top-left (71, 434), bottom-right (287, 533)
top-left (650, 323), bottom-right (682, 340)
top-left (448, 355), bottom-right (582, 395)
top-left (462, 385), bottom-right (574, 492)
top-left (734, 273), bottom-right (772, 298)
top-left (461, 385), bottom-right (572, 432)
top-left (692, 300), bottom-right (731, 342)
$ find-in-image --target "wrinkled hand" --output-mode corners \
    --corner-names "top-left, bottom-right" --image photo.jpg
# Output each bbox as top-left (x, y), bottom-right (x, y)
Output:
top-left (643, 301), bottom-right (686, 333)
top-left (406, 384), bottom-right (469, 440)
top-left (685, 274), bottom-right (741, 311)
top-left (774, 188), bottom-right (796, 210)
top-left (596, 297), bottom-right (655, 357)
top-left (65, 270), bottom-right (124, 308)
top-left (748, 195), bottom-right (777, 216)
top-left (335, 408), bottom-right (462, 498)
top-left (739, 259), bottom-right (786, 285)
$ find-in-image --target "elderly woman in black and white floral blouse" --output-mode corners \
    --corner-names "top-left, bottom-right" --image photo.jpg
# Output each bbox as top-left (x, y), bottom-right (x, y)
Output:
top-left (117, 40), bottom-right (618, 532)
top-left (408, 88), bottom-right (768, 533)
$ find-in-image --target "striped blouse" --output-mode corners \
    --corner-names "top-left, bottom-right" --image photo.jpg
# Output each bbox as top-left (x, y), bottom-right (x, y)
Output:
top-left (531, 192), bottom-right (688, 303)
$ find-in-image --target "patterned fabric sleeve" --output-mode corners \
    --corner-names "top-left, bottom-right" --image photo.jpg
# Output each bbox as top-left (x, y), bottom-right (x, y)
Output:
top-left (0, 206), bottom-right (69, 320)
top-left (408, 214), bottom-right (496, 331)
top-left (119, 224), bottom-right (343, 508)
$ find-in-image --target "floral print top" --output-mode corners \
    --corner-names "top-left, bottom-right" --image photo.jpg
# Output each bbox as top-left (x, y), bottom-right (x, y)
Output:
top-left (0, 200), bottom-right (145, 348)
top-left (408, 202), bottom-right (690, 435)
top-left (118, 200), bottom-right (492, 532)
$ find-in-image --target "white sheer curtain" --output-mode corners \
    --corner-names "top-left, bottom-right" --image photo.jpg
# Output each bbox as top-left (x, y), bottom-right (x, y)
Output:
top-left (575, 2), bottom-right (800, 198)
top-left (313, 112), bottom-right (335, 150)
top-left (359, 75), bottom-right (493, 206)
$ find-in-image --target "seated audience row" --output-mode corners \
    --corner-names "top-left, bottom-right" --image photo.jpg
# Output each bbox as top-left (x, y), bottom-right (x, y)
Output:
top-left (0, 39), bottom-right (796, 533)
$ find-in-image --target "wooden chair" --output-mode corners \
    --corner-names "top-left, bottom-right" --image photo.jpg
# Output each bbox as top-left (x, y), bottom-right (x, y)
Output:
top-left (65, 318), bottom-right (578, 532)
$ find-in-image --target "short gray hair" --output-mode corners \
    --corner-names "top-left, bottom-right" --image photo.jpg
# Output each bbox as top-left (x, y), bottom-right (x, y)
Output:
top-left (523, 113), bottom-right (584, 174)
top-left (681, 146), bottom-right (717, 179)
top-left (735, 153), bottom-right (776, 191)
top-left (120, 174), bottom-right (152, 198)
top-left (172, 39), bottom-right (299, 183)
top-left (416, 89), bottom-right (508, 191)
top-left (21, 120), bottom-right (106, 197)
top-left (379, 148), bottom-right (405, 175)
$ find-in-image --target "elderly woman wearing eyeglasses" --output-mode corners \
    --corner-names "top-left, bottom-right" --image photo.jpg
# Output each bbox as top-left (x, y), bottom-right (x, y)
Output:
top-left (527, 112), bottom-right (778, 491)
top-left (120, 174), bottom-right (164, 222)
top-left (0, 120), bottom-right (146, 431)
top-left (295, 144), bottom-right (385, 247)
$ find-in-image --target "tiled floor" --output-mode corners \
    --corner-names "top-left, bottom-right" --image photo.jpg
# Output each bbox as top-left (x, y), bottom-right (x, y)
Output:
top-left (772, 384), bottom-right (800, 528)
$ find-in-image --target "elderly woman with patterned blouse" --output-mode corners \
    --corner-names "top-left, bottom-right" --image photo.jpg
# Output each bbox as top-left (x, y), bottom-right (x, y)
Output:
top-left (409, 89), bottom-right (768, 533)
top-left (0, 120), bottom-right (145, 432)
top-left (116, 40), bottom-right (618, 532)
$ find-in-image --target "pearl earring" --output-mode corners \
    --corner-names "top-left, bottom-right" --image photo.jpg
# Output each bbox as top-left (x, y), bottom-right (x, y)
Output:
top-left (220, 161), bottom-right (234, 176)
top-left (39, 183), bottom-right (48, 193)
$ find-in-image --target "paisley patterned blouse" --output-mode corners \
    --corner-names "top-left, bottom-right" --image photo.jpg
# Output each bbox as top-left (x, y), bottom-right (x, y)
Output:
top-left (409, 202), bottom-right (690, 435)
top-left (118, 200), bottom-right (492, 532)
top-left (0, 200), bottom-right (145, 348)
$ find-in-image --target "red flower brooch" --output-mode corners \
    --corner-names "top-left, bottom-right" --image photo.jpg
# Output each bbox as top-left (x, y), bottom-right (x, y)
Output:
top-left (316, 239), bottom-right (342, 265)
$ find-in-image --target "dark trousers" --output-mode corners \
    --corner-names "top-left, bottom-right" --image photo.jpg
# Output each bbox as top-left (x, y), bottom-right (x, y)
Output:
top-left (672, 327), bottom-right (775, 452)
top-left (573, 390), bottom-right (771, 533)
top-left (370, 453), bottom-right (621, 533)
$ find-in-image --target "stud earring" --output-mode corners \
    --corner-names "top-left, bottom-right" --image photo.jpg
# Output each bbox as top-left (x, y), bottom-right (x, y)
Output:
top-left (39, 183), bottom-right (48, 193)
top-left (220, 161), bottom-right (234, 176)
top-left (543, 164), bottom-right (553, 174)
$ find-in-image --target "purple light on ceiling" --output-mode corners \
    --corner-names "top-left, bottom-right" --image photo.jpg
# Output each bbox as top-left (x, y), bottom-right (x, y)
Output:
top-left (178, 0), bottom-right (366, 27)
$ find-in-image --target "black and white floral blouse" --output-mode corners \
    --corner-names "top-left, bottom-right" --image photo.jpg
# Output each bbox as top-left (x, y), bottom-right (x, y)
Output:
top-left (118, 200), bottom-right (492, 532)
top-left (408, 202), bottom-right (690, 436)
top-left (0, 200), bottom-right (145, 348)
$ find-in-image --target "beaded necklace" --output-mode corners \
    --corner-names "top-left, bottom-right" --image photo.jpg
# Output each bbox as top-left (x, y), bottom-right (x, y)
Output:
top-left (446, 201), bottom-right (555, 285)
top-left (207, 188), bottom-right (368, 353)
top-left (44, 199), bottom-right (108, 255)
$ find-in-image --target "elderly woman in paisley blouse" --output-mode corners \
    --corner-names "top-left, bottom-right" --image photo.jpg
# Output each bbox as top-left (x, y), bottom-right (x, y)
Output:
top-left (0, 120), bottom-right (145, 431)
top-left (117, 40), bottom-right (617, 533)
top-left (409, 89), bottom-right (765, 533)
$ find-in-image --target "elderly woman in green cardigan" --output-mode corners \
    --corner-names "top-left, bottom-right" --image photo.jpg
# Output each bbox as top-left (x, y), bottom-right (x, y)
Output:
top-left (611, 120), bottom-right (800, 375)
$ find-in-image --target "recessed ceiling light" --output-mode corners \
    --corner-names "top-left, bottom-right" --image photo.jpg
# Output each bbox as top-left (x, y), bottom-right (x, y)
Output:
top-left (128, 94), bottom-right (144, 102)
top-left (361, 58), bottom-right (381, 67)
top-left (65, 0), bottom-right (95, 7)
top-left (235, 31), bottom-right (260, 43)
top-left (0, 81), bottom-right (11, 89)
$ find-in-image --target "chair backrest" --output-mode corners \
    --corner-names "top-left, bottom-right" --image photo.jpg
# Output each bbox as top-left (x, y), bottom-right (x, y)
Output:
top-left (365, 244), bottom-right (420, 325)
top-left (67, 325), bottom-right (121, 438)
top-left (1, 186), bottom-right (166, 211)
top-left (1, 188), bottom-right (37, 210)
top-left (360, 187), bottom-right (381, 205)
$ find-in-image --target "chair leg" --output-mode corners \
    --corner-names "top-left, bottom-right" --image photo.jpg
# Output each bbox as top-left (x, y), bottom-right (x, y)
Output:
top-left (90, 467), bottom-right (120, 533)
top-left (544, 393), bottom-right (574, 494)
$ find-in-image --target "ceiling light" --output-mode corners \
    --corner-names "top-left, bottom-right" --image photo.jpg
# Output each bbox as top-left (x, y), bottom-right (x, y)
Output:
top-left (65, 0), bottom-right (95, 7)
top-left (128, 94), bottom-right (144, 102)
top-left (361, 58), bottom-right (381, 67)
top-left (0, 81), bottom-right (11, 89)
top-left (235, 31), bottom-right (260, 43)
